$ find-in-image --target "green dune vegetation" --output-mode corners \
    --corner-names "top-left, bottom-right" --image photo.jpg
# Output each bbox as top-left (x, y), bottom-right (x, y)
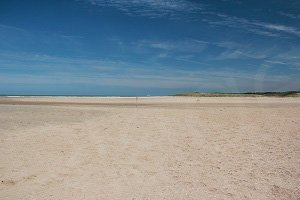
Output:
top-left (175, 91), bottom-right (300, 97)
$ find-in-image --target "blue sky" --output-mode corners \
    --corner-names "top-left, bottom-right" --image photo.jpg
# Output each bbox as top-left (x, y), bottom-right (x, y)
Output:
top-left (0, 0), bottom-right (300, 95)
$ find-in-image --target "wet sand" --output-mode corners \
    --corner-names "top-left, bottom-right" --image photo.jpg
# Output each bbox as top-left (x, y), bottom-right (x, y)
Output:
top-left (0, 97), bottom-right (299, 199)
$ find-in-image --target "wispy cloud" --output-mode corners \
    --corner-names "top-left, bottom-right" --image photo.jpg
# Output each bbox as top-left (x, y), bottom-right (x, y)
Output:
top-left (212, 41), bottom-right (275, 60)
top-left (1, 51), bottom-right (299, 91)
top-left (252, 22), bottom-right (300, 37)
top-left (264, 60), bottom-right (287, 65)
top-left (0, 24), bottom-right (27, 33)
top-left (132, 37), bottom-right (300, 71)
top-left (137, 39), bottom-right (208, 53)
top-left (201, 13), bottom-right (300, 37)
top-left (80, 1), bottom-right (300, 38)
top-left (279, 12), bottom-right (300, 19)
top-left (272, 48), bottom-right (300, 70)
top-left (209, 40), bottom-right (300, 71)
top-left (82, 0), bottom-right (202, 18)
top-left (1, 71), bottom-right (298, 91)
top-left (0, 51), bottom-right (120, 74)
top-left (217, 50), bottom-right (268, 60)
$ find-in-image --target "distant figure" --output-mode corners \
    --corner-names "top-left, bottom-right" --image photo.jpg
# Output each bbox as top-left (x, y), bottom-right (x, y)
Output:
top-left (136, 96), bottom-right (138, 108)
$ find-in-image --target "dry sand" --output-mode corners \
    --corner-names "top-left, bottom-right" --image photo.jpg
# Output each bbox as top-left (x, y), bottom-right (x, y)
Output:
top-left (0, 96), bottom-right (299, 200)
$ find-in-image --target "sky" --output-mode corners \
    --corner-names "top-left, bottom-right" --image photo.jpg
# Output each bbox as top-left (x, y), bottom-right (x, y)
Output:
top-left (0, 0), bottom-right (300, 96)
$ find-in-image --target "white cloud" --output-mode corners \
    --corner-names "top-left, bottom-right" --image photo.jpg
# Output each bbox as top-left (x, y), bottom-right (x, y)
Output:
top-left (217, 50), bottom-right (268, 60)
top-left (79, 1), bottom-right (300, 38)
top-left (264, 60), bottom-right (287, 65)
top-left (0, 24), bottom-right (27, 33)
top-left (252, 22), bottom-right (300, 37)
top-left (214, 41), bottom-right (275, 60)
top-left (83, 0), bottom-right (202, 18)
top-left (273, 48), bottom-right (300, 70)
top-left (1, 50), bottom-right (299, 91)
top-left (202, 14), bottom-right (300, 38)
top-left (279, 12), bottom-right (300, 19)
top-left (137, 39), bottom-right (208, 53)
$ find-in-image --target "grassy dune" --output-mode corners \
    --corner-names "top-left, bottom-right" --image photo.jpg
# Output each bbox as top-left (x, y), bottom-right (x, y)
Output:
top-left (175, 91), bottom-right (300, 97)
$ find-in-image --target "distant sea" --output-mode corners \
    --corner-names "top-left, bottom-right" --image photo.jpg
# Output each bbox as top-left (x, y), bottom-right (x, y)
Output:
top-left (0, 95), bottom-right (152, 97)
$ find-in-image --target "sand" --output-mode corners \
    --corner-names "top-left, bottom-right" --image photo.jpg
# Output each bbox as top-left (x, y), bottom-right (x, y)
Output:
top-left (0, 96), bottom-right (299, 200)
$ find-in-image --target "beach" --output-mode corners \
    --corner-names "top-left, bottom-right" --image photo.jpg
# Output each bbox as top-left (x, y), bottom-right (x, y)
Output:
top-left (0, 96), bottom-right (299, 199)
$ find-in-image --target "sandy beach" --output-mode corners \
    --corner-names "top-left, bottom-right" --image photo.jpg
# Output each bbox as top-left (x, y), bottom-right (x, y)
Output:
top-left (0, 96), bottom-right (299, 200)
